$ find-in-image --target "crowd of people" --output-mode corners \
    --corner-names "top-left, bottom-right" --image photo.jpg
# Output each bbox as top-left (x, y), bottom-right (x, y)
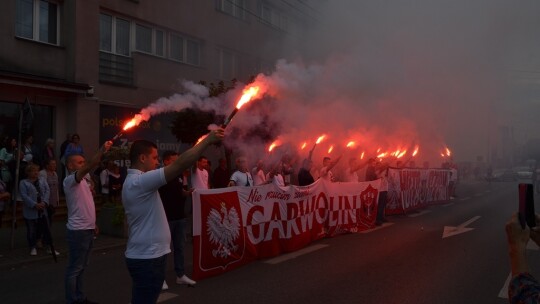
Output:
top-left (0, 128), bottom-right (473, 304)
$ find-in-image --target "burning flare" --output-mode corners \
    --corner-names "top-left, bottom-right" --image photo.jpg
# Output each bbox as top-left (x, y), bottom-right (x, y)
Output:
top-left (316, 134), bottom-right (326, 144)
top-left (268, 140), bottom-right (281, 152)
top-left (445, 147), bottom-right (451, 157)
top-left (327, 145), bottom-right (334, 154)
top-left (346, 141), bottom-right (355, 148)
top-left (123, 114), bottom-right (144, 131)
top-left (412, 146), bottom-right (419, 157)
top-left (360, 151), bottom-right (365, 160)
top-left (397, 150), bottom-right (407, 159)
top-left (222, 85), bottom-right (263, 128)
top-left (236, 86), bottom-right (261, 110)
top-left (301, 142), bottom-right (307, 150)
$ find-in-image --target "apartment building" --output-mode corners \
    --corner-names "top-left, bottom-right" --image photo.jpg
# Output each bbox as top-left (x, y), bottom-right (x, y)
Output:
top-left (0, 0), bottom-right (315, 154)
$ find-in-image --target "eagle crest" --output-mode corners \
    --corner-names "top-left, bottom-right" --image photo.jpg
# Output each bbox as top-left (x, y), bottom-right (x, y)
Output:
top-left (206, 202), bottom-right (241, 258)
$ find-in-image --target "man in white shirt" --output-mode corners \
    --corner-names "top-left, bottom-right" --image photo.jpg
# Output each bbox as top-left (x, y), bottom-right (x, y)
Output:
top-left (191, 156), bottom-right (209, 190)
top-left (229, 156), bottom-right (254, 187)
top-left (122, 129), bottom-right (223, 304)
top-left (319, 155), bottom-right (342, 182)
top-left (64, 140), bottom-right (112, 304)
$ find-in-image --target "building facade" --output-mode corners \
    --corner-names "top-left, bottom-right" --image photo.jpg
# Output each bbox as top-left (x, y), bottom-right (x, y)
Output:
top-left (0, 0), bottom-right (314, 156)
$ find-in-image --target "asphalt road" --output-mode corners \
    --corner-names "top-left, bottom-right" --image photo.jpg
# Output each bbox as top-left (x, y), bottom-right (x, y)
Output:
top-left (1, 179), bottom-right (536, 304)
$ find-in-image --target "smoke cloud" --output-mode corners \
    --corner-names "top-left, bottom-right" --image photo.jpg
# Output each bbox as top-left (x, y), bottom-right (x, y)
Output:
top-left (135, 0), bottom-right (540, 171)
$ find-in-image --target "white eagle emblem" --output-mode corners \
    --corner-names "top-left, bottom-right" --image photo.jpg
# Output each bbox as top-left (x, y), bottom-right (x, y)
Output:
top-left (206, 202), bottom-right (241, 258)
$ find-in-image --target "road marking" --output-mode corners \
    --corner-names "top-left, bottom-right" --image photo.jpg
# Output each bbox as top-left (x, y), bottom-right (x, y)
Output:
top-left (408, 210), bottom-right (432, 217)
top-left (359, 222), bottom-right (394, 233)
top-left (498, 273), bottom-right (511, 299)
top-left (442, 216), bottom-right (481, 239)
top-left (264, 244), bottom-right (329, 264)
top-left (459, 197), bottom-right (471, 201)
top-left (158, 292), bottom-right (179, 302)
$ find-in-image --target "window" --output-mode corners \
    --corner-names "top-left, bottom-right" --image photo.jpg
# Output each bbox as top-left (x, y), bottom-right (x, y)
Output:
top-left (16, 0), bottom-right (59, 44)
top-left (99, 14), bottom-right (112, 52)
top-left (217, 0), bottom-right (246, 19)
top-left (186, 40), bottom-right (200, 66)
top-left (115, 18), bottom-right (130, 56)
top-left (135, 24), bottom-right (152, 53)
top-left (260, 3), bottom-right (287, 31)
top-left (170, 34), bottom-right (184, 62)
top-left (155, 30), bottom-right (164, 56)
top-left (135, 25), bottom-right (166, 57)
top-left (217, 48), bottom-right (237, 80)
top-left (99, 13), bottom-right (131, 56)
top-left (169, 34), bottom-right (201, 66)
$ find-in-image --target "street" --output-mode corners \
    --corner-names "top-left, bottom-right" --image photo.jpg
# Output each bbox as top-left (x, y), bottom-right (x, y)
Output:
top-left (0, 179), bottom-right (535, 304)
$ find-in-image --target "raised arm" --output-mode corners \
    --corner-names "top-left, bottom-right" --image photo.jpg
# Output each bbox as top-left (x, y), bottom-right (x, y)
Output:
top-left (164, 129), bottom-right (224, 182)
top-left (74, 141), bottom-right (113, 183)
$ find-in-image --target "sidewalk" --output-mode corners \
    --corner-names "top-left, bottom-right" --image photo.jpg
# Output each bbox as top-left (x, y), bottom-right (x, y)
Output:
top-left (0, 219), bottom-right (126, 270)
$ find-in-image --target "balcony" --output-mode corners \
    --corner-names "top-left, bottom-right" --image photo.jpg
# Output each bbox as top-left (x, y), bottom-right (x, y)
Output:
top-left (99, 51), bottom-right (134, 86)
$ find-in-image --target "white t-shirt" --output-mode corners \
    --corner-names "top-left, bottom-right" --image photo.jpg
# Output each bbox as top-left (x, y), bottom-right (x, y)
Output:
top-left (272, 174), bottom-right (285, 187)
top-left (122, 168), bottom-right (171, 259)
top-left (230, 170), bottom-right (254, 187)
top-left (319, 167), bottom-right (334, 182)
top-left (252, 168), bottom-right (266, 186)
top-left (191, 167), bottom-right (209, 189)
top-left (64, 172), bottom-right (96, 230)
top-left (100, 169), bottom-right (110, 194)
top-left (343, 169), bottom-right (359, 182)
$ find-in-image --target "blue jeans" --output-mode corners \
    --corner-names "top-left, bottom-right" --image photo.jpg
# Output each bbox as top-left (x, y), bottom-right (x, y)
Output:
top-left (169, 218), bottom-right (186, 277)
top-left (65, 229), bottom-right (94, 304)
top-left (126, 254), bottom-right (167, 304)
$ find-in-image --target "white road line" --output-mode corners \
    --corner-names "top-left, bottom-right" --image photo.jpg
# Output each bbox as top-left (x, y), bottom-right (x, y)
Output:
top-left (264, 244), bottom-right (329, 264)
top-left (158, 292), bottom-right (179, 302)
top-left (359, 222), bottom-right (395, 233)
top-left (407, 210), bottom-right (432, 218)
top-left (498, 273), bottom-right (511, 299)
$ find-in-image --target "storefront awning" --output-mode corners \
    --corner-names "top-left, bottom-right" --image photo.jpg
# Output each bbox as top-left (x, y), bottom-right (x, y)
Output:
top-left (0, 71), bottom-right (91, 95)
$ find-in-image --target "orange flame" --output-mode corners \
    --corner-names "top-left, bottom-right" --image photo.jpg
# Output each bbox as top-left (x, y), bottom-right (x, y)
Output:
top-left (360, 151), bottom-right (365, 160)
top-left (397, 150), bottom-right (407, 159)
top-left (316, 134), bottom-right (326, 144)
top-left (268, 140), bottom-right (281, 152)
top-left (328, 145), bottom-right (334, 154)
top-left (377, 152), bottom-right (388, 158)
top-left (236, 86), bottom-right (261, 110)
top-left (412, 146), bottom-right (419, 157)
top-left (301, 142), bottom-right (307, 150)
top-left (445, 147), bottom-right (451, 157)
top-left (376, 148), bottom-right (381, 153)
top-left (346, 141), bottom-right (355, 148)
top-left (123, 114), bottom-right (144, 131)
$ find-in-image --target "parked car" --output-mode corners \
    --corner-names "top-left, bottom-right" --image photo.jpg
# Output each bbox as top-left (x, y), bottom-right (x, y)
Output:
top-left (489, 170), bottom-right (518, 182)
top-left (513, 166), bottom-right (534, 179)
